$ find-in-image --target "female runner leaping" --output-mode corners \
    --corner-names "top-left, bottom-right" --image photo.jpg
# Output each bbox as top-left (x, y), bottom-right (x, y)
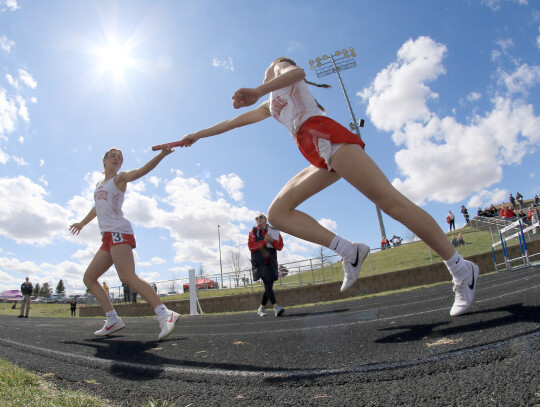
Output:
top-left (178, 57), bottom-right (479, 317)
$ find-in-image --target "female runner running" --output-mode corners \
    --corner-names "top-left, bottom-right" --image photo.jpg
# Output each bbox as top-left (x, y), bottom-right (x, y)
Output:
top-left (69, 147), bottom-right (181, 338)
top-left (178, 57), bottom-right (479, 317)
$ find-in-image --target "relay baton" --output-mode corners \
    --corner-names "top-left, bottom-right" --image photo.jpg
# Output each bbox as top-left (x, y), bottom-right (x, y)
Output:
top-left (151, 140), bottom-right (190, 151)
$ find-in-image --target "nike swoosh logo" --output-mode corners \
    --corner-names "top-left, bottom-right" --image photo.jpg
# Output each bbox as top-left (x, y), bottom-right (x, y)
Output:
top-left (468, 269), bottom-right (476, 290)
top-left (105, 321), bottom-right (118, 331)
top-left (168, 314), bottom-right (174, 323)
top-left (351, 248), bottom-right (359, 267)
top-left (455, 257), bottom-right (460, 265)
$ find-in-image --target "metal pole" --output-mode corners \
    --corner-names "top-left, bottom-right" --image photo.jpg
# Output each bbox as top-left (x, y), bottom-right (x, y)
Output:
top-left (329, 54), bottom-right (387, 241)
top-left (218, 225), bottom-right (223, 289)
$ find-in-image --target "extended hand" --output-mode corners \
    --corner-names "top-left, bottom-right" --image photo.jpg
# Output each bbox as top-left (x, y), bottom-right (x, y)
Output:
top-left (180, 134), bottom-right (199, 147)
top-left (69, 223), bottom-right (83, 235)
top-left (232, 88), bottom-right (261, 109)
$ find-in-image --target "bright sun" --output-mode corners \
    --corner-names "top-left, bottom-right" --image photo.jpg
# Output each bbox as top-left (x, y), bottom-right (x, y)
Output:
top-left (97, 41), bottom-right (132, 74)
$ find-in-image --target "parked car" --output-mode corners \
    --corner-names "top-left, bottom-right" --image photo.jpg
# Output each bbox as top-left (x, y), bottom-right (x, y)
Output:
top-left (45, 294), bottom-right (69, 303)
top-left (31, 297), bottom-right (46, 304)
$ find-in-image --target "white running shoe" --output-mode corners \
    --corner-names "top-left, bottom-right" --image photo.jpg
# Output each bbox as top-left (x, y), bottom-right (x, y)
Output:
top-left (158, 310), bottom-right (180, 340)
top-left (257, 306), bottom-right (268, 317)
top-left (340, 243), bottom-right (370, 292)
top-left (274, 305), bottom-right (285, 317)
top-left (450, 261), bottom-right (479, 317)
top-left (94, 318), bottom-right (125, 336)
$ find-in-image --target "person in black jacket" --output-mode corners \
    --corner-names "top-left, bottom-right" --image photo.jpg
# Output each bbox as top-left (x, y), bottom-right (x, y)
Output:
top-left (248, 213), bottom-right (285, 317)
top-left (70, 297), bottom-right (77, 317)
top-left (19, 277), bottom-right (33, 318)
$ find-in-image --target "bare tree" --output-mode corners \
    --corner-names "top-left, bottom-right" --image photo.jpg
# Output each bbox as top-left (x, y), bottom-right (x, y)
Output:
top-left (228, 247), bottom-right (249, 287)
top-left (312, 245), bottom-right (333, 267)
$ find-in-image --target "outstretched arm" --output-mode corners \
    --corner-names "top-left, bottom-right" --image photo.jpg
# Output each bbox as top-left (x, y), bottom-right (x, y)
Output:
top-left (232, 63), bottom-right (305, 109)
top-left (69, 207), bottom-right (97, 235)
top-left (181, 102), bottom-right (271, 147)
top-left (115, 146), bottom-right (174, 190)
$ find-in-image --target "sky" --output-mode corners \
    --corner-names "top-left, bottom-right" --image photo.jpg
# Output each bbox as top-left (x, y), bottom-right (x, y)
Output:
top-left (1, 0), bottom-right (539, 295)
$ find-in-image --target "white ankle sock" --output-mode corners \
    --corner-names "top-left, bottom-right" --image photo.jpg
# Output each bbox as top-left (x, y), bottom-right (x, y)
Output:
top-left (105, 310), bottom-right (118, 320)
top-left (444, 251), bottom-right (468, 281)
top-left (154, 305), bottom-right (168, 318)
top-left (330, 235), bottom-right (356, 262)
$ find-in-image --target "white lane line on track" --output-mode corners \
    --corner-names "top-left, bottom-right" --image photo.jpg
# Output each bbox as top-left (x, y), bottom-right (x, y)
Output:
top-left (1, 330), bottom-right (538, 379)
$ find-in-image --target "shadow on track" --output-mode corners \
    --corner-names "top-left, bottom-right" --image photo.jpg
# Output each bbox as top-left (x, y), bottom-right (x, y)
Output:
top-left (375, 303), bottom-right (540, 344)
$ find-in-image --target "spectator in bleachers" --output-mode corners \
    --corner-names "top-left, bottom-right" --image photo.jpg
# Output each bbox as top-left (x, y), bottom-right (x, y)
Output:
top-left (447, 210), bottom-right (456, 232)
top-left (461, 205), bottom-right (470, 224)
top-left (534, 195), bottom-right (539, 207)
top-left (500, 205), bottom-right (515, 220)
top-left (516, 192), bottom-right (524, 208)
top-left (483, 206), bottom-right (493, 217)
top-left (477, 207), bottom-right (484, 217)
top-left (457, 233), bottom-right (465, 246)
top-left (381, 236), bottom-right (391, 250)
top-left (391, 235), bottom-right (402, 247)
top-left (451, 235), bottom-right (458, 247)
top-left (489, 204), bottom-right (498, 216)
top-left (517, 209), bottom-right (528, 224)
top-left (509, 193), bottom-right (516, 208)
top-left (528, 206), bottom-right (539, 225)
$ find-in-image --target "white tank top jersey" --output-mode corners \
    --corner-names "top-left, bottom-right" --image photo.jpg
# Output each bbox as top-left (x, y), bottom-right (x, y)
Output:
top-left (269, 80), bottom-right (322, 137)
top-left (94, 177), bottom-right (134, 235)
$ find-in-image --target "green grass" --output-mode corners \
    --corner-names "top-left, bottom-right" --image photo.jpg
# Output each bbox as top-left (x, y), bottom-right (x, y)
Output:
top-left (0, 303), bottom-right (74, 317)
top-left (0, 358), bottom-right (111, 407)
top-left (0, 357), bottom-right (179, 406)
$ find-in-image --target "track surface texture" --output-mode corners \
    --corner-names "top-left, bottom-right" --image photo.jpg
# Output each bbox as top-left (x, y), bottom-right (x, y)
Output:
top-left (1, 266), bottom-right (539, 406)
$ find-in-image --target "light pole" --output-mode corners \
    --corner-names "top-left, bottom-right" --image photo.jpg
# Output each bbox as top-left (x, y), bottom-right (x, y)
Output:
top-left (309, 47), bottom-right (387, 241)
top-left (217, 225), bottom-right (223, 288)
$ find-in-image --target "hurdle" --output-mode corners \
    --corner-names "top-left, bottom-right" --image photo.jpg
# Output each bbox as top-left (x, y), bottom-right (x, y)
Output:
top-left (491, 219), bottom-right (540, 270)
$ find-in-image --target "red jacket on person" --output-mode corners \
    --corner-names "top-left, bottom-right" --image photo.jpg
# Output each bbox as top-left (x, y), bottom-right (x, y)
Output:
top-left (248, 226), bottom-right (284, 252)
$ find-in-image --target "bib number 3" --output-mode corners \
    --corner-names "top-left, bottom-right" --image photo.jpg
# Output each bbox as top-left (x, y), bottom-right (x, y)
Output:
top-left (111, 232), bottom-right (124, 243)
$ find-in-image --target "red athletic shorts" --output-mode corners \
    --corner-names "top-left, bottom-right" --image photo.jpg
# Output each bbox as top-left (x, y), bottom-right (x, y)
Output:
top-left (100, 232), bottom-right (137, 251)
top-left (295, 116), bottom-right (365, 171)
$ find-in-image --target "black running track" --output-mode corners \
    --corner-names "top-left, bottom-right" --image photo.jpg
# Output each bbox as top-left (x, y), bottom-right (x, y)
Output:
top-left (0, 266), bottom-right (539, 407)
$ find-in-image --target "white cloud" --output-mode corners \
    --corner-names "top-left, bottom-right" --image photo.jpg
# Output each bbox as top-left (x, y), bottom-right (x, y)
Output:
top-left (11, 155), bottom-right (27, 166)
top-left (18, 69), bottom-right (37, 89)
top-left (467, 92), bottom-right (482, 102)
top-left (359, 36), bottom-right (446, 133)
top-left (0, 176), bottom-right (72, 244)
top-left (212, 57), bottom-right (234, 72)
top-left (497, 63), bottom-right (540, 95)
top-left (358, 36), bottom-right (540, 205)
top-left (151, 257), bottom-right (166, 264)
top-left (0, 0), bottom-right (19, 12)
top-left (467, 188), bottom-right (508, 209)
top-left (0, 88), bottom-right (18, 137)
top-left (216, 173), bottom-right (244, 201)
top-left (481, 0), bottom-right (528, 11)
top-left (318, 218), bottom-right (337, 232)
top-left (0, 35), bottom-right (14, 52)
top-left (0, 147), bottom-right (9, 164)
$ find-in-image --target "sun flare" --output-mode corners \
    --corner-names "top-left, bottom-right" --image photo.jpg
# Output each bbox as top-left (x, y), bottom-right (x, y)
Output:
top-left (97, 41), bottom-right (133, 74)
